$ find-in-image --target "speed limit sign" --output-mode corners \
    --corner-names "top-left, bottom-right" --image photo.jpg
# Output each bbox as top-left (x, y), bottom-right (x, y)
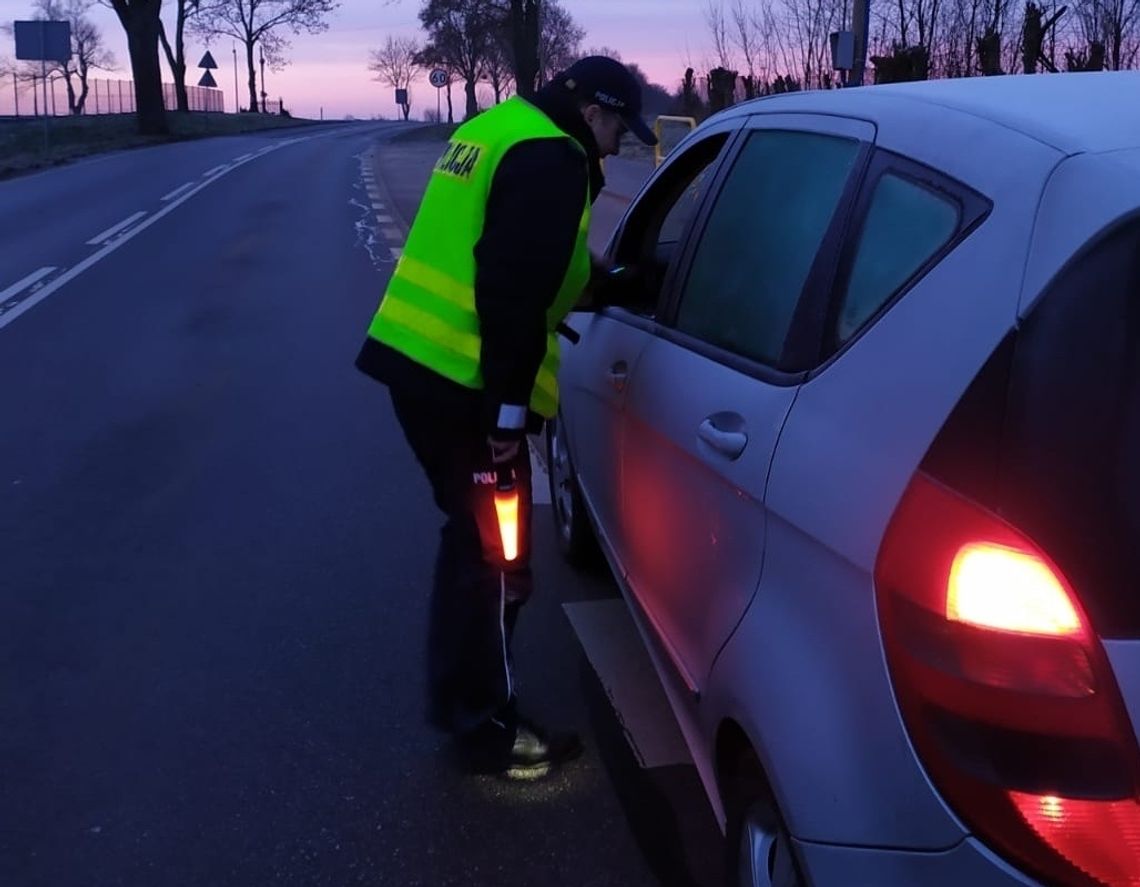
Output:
top-left (429, 69), bottom-right (449, 88)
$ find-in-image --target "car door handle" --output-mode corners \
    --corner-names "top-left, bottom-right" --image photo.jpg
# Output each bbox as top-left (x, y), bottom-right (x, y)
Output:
top-left (608, 361), bottom-right (628, 391)
top-left (697, 417), bottom-right (748, 460)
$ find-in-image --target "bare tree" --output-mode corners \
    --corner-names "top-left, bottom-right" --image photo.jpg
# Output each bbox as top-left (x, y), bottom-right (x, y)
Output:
top-left (108, 0), bottom-right (167, 133)
top-left (482, 31), bottom-right (513, 103)
top-left (12, 0), bottom-right (115, 115)
top-left (783, 0), bottom-right (846, 87)
top-left (1072, 0), bottom-right (1140, 67)
top-left (581, 45), bottom-right (622, 60)
top-left (419, 0), bottom-right (497, 120)
top-left (936, 0), bottom-right (985, 75)
top-left (415, 41), bottom-right (455, 121)
top-left (158, 0), bottom-right (202, 112)
top-left (194, 0), bottom-right (338, 114)
top-left (731, 0), bottom-right (765, 96)
top-left (705, 0), bottom-right (738, 69)
top-left (537, 0), bottom-right (583, 83)
top-left (369, 35), bottom-right (420, 119)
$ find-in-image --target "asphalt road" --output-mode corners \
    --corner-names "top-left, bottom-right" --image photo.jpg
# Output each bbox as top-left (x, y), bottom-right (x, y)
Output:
top-left (0, 123), bottom-right (719, 887)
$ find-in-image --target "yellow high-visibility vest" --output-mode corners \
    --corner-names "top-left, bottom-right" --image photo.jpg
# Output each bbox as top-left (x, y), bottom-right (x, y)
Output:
top-left (365, 97), bottom-right (592, 419)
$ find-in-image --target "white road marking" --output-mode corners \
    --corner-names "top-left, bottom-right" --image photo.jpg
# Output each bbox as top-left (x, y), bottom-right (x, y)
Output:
top-left (529, 443), bottom-right (551, 505)
top-left (86, 211), bottom-right (147, 246)
top-left (381, 226), bottom-right (402, 240)
top-left (161, 182), bottom-right (196, 202)
top-left (0, 139), bottom-right (325, 333)
top-left (0, 267), bottom-right (56, 306)
top-left (563, 599), bottom-right (693, 769)
top-left (203, 164), bottom-right (228, 178)
top-left (389, 247), bottom-right (403, 260)
top-left (371, 202), bottom-right (386, 210)
top-left (234, 153), bottom-right (252, 163)
top-left (376, 214), bottom-right (393, 223)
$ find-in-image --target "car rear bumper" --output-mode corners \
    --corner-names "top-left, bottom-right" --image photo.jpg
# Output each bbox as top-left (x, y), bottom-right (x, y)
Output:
top-left (794, 835), bottom-right (1041, 887)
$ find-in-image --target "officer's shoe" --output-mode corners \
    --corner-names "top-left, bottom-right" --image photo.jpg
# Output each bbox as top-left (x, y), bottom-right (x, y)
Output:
top-left (504, 718), bottom-right (583, 780)
top-left (462, 717), bottom-right (583, 780)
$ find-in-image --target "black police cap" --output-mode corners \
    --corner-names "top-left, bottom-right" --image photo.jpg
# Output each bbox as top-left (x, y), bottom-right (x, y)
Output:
top-left (558, 56), bottom-right (658, 147)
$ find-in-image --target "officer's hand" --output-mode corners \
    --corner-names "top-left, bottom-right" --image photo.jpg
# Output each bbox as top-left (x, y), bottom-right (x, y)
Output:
top-left (488, 436), bottom-right (522, 464)
top-left (590, 252), bottom-right (615, 276)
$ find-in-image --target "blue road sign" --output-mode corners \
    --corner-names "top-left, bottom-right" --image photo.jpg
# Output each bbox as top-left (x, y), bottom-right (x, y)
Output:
top-left (14, 20), bottom-right (71, 63)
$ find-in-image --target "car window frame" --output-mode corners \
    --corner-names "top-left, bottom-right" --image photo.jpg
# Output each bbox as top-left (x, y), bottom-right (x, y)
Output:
top-left (806, 148), bottom-right (994, 376)
top-left (647, 112), bottom-right (877, 386)
top-left (596, 116), bottom-right (746, 334)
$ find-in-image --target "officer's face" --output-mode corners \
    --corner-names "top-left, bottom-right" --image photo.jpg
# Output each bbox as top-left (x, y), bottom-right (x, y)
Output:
top-left (585, 106), bottom-right (627, 158)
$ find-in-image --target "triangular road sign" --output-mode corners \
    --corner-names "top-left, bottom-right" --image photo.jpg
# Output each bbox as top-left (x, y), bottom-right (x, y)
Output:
top-left (198, 70), bottom-right (218, 88)
top-left (198, 51), bottom-right (218, 69)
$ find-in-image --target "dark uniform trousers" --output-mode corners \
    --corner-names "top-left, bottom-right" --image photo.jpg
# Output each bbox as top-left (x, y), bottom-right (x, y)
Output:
top-left (388, 386), bottom-right (535, 737)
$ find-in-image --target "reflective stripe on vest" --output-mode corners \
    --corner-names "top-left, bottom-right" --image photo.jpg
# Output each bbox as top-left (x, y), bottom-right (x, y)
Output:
top-left (365, 97), bottom-right (592, 419)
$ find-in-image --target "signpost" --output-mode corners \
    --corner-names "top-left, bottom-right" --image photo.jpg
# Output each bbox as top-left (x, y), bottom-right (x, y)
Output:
top-left (198, 51), bottom-right (219, 105)
top-left (429, 68), bottom-right (448, 122)
top-left (13, 20), bottom-right (70, 151)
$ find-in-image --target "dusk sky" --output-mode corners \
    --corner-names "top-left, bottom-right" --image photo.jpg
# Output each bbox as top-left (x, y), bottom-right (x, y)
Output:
top-left (0, 0), bottom-right (707, 119)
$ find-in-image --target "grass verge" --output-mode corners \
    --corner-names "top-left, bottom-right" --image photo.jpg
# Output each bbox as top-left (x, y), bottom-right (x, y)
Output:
top-left (388, 122), bottom-right (460, 143)
top-left (0, 112), bottom-right (330, 181)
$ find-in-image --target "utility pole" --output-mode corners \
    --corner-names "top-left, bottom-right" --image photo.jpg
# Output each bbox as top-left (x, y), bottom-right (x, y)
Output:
top-left (12, 72), bottom-right (19, 116)
top-left (850, 0), bottom-right (872, 86)
top-left (232, 43), bottom-right (239, 112)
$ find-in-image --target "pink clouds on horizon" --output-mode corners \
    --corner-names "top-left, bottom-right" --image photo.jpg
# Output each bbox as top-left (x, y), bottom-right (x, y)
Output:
top-left (0, 0), bottom-right (704, 119)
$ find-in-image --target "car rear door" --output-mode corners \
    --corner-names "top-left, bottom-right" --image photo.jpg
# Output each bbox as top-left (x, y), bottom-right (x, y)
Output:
top-left (617, 114), bottom-right (876, 695)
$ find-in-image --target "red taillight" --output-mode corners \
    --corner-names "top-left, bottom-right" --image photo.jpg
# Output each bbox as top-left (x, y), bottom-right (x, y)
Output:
top-left (1011, 793), bottom-right (1140, 887)
top-left (948, 543), bottom-right (1084, 638)
top-left (876, 472), bottom-right (1140, 887)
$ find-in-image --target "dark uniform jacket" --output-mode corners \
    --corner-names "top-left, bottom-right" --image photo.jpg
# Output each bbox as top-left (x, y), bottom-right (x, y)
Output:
top-left (355, 85), bottom-right (606, 440)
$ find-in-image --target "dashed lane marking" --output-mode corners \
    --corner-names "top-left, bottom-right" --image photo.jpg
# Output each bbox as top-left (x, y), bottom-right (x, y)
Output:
top-left (86, 211), bottom-right (147, 246)
top-left (161, 182), bottom-right (196, 202)
top-left (0, 267), bottom-right (56, 310)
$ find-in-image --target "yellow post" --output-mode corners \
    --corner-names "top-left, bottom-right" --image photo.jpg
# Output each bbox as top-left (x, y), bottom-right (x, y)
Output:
top-left (653, 115), bottom-right (697, 167)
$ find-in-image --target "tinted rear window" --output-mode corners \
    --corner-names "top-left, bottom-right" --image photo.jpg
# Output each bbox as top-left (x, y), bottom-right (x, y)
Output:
top-left (1001, 217), bottom-right (1140, 638)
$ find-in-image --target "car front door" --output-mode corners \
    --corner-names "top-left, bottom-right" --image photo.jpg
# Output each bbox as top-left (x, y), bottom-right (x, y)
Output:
top-left (558, 122), bottom-right (739, 564)
top-left (617, 114), bottom-right (876, 695)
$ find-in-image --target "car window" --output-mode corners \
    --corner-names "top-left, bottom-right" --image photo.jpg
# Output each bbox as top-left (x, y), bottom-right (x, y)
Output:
top-left (610, 133), bottom-right (731, 315)
top-left (674, 130), bottom-right (861, 367)
top-left (658, 163), bottom-right (716, 246)
top-left (836, 173), bottom-right (960, 344)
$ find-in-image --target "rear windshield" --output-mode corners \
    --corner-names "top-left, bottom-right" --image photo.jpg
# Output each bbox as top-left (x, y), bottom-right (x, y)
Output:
top-left (1002, 216), bottom-right (1140, 638)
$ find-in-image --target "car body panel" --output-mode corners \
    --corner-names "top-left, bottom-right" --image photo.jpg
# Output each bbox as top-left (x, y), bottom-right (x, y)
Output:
top-left (1020, 148), bottom-right (1140, 316)
top-left (557, 310), bottom-right (653, 563)
top-left (705, 518), bottom-right (967, 847)
top-left (1104, 641), bottom-right (1140, 750)
top-left (794, 836), bottom-right (1041, 887)
top-left (619, 335), bottom-right (798, 694)
top-left (556, 74), bottom-right (1140, 880)
top-left (765, 126), bottom-right (1060, 573)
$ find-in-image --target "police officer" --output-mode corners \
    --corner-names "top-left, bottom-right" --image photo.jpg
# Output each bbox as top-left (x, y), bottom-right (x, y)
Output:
top-left (355, 57), bottom-right (658, 778)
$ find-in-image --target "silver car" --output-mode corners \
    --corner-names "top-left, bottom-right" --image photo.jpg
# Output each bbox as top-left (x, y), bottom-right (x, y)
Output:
top-left (547, 71), bottom-right (1140, 887)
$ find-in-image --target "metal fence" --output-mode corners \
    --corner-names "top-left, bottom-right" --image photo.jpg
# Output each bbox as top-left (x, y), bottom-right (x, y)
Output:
top-left (0, 74), bottom-right (225, 116)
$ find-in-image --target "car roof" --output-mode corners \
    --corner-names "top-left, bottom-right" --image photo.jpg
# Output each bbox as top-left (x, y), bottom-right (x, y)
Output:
top-left (723, 71), bottom-right (1140, 154)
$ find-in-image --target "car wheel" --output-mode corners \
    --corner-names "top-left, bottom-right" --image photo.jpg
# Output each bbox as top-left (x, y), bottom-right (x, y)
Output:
top-left (730, 801), bottom-right (805, 887)
top-left (546, 414), bottom-right (597, 567)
